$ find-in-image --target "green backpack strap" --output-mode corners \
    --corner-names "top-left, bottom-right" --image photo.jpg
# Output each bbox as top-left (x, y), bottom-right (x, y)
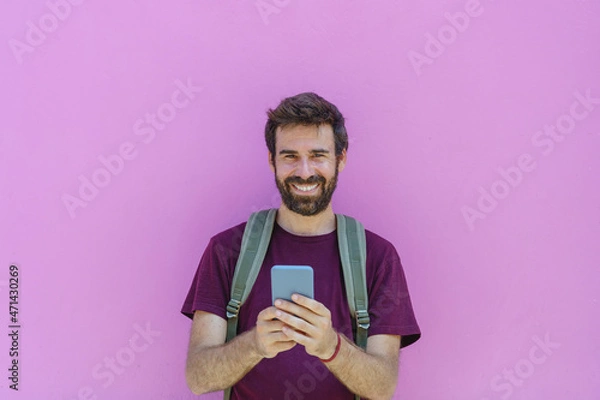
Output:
top-left (224, 208), bottom-right (277, 400)
top-left (337, 214), bottom-right (369, 400)
top-left (336, 214), bottom-right (370, 349)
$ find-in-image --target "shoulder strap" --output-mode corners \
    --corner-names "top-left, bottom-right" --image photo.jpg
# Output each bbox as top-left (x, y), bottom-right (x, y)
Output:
top-left (224, 208), bottom-right (276, 400)
top-left (336, 214), bottom-right (370, 349)
top-left (337, 214), bottom-right (369, 400)
top-left (226, 208), bottom-right (277, 342)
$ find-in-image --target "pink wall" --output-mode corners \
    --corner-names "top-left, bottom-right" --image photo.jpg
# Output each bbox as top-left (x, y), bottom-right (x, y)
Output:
top-left (1, 1), bottom-right (599, 399)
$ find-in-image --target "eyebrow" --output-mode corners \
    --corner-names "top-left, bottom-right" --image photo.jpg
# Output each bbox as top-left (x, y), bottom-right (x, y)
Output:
top-left (278, 149), bottom-right (331, 155)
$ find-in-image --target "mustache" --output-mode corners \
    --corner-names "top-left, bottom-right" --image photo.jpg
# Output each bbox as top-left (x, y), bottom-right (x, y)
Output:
top-left (284, 175), bottom-right (326, 185)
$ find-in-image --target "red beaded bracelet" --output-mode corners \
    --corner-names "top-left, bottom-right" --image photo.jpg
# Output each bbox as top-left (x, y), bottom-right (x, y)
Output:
top-left (320, 333), bottom-right (342, 363)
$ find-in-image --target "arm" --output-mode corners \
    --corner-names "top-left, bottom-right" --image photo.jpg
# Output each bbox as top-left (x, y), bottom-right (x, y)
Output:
top-left (274, 295), bottom-right (401, 400)
top-left (325, 334), bottom-right (400, 400)
top-left (185, 309), bottom-right (297, 395)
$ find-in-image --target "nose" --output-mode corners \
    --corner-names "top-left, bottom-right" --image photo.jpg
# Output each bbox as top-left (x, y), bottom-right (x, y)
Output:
top-left (296, 157), bottom-right (315, 180)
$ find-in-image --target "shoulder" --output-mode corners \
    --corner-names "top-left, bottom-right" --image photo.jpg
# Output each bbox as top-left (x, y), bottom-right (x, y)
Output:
top-left (210, 221), bottom-right (247, 244)
top-left (363, 229), bottom-right (406, 282)
top-left (337, 213), bottom-right (401, 261)
top-left (206, 221), bottom-right (247, 260)
top-left (365, 229), bottom-right (396, 250)
top-left (364, 229), bottom-right (400, 260)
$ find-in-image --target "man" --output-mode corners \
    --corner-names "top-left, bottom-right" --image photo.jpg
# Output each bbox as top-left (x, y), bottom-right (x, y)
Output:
top-left (181, 92), bottom-right (421, 399)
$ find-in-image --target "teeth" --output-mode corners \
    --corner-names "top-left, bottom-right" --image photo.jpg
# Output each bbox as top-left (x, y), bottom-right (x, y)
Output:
top-left (293, 184), bottom-right (318, 192)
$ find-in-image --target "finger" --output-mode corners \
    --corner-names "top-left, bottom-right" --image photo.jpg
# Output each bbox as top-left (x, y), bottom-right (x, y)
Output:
top-left (258, 320), bottom-right (288, 335)
top-left (275, 299), bottom-right (320, 326)
top-left (257, 306), bottom-right (281, 321)
top-left (266, 330), bottom-right (297, 344)
top-left (275, 309), bottom-right (317, 337)
top-left (275, 299), bottom-right (310, 318)
top-left (281, 325), bottom-right (313, 348)
top-left (291, 294), bottom-right (329, 317)
top-left (271, 339), bottom-right (297, 353)
top-left (264, 331), bottom-right (298, 353)
top-left (258, 332), bottom-right (297, 358)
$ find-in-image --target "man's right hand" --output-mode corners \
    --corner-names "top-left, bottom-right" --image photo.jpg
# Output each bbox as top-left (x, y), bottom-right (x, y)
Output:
top-left (185, 308), bottom-right (297, 395)
top-left (253, 306), bottom-right (297, 358)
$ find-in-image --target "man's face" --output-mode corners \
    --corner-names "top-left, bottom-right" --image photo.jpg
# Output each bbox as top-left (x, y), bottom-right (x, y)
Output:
top-left (269, 124), bottom-right (346, 216)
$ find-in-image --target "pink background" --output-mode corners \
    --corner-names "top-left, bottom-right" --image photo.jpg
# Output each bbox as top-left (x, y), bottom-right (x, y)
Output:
top-left (1, 0), bottom-right (599, 399)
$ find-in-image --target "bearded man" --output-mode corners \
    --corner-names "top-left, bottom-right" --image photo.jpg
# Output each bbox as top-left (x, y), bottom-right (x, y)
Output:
top-left (181, 92), bottom-right (421, 399)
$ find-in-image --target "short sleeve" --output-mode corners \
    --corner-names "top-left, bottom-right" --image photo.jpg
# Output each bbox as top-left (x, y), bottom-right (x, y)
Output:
top-left (180, 224), bottom-right (245, 320)
top-left (365, 231), bottom-right (421, 348)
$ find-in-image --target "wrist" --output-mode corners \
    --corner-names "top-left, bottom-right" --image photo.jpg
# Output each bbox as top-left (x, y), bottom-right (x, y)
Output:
top-left (320, 332), bottom-right (342, 363)
top-left (248, 328), bottom-right (266, 360)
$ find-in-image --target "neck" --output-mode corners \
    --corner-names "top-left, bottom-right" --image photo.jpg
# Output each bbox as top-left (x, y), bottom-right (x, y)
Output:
top-left (276, 204), bottom-right (336, 236)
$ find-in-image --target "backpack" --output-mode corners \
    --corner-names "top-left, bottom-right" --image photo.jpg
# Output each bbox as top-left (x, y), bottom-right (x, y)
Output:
top-left (224, 208), bottom-right (369, 400)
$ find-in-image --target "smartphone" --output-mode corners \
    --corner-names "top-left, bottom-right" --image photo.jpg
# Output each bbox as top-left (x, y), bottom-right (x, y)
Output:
top-left (271, 265), bottom-right (314, 304)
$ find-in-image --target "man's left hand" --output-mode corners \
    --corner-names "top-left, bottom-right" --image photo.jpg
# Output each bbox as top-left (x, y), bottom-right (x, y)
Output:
top-left (273, 294), bottom-right (338, 359)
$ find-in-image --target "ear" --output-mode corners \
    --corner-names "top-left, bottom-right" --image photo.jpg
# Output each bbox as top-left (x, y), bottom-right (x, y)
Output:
top-left (268, 152), bottom-right (275, 173)
top-left (337, 149), bottom-right (347, 172)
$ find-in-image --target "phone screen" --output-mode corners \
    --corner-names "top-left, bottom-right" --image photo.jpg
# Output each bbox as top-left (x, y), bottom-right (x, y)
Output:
top-left (271, 265), bottom-right (314, 304)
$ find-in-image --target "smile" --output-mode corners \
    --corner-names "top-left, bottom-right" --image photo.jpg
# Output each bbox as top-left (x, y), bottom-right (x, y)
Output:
top-left (292, 183), bottom-right (319, 192)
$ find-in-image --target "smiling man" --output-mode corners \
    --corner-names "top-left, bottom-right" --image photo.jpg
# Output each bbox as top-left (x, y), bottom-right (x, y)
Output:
top-left (181, 92), bottom-right (421, 399)
top-left (272, 123), bottom-right (342, 228)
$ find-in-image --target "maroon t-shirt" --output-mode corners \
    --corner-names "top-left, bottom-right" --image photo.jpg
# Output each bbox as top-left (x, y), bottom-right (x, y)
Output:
top-left (181, 220), bottom-right (421, 399)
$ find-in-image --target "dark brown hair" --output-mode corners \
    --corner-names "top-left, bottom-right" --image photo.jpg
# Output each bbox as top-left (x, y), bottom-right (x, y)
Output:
top-left (265, 92), bottom-right (348, 161)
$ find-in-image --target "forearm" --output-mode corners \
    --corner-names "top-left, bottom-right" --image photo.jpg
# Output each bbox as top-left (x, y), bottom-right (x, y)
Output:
top-left (325, 334), bottom-right (398, 400)
top-left (185, 328), bottom-right (263, 394)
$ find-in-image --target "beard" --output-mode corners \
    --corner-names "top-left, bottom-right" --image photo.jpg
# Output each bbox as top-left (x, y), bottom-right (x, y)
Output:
top-left (275, 164), bottom-right (339, 217)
